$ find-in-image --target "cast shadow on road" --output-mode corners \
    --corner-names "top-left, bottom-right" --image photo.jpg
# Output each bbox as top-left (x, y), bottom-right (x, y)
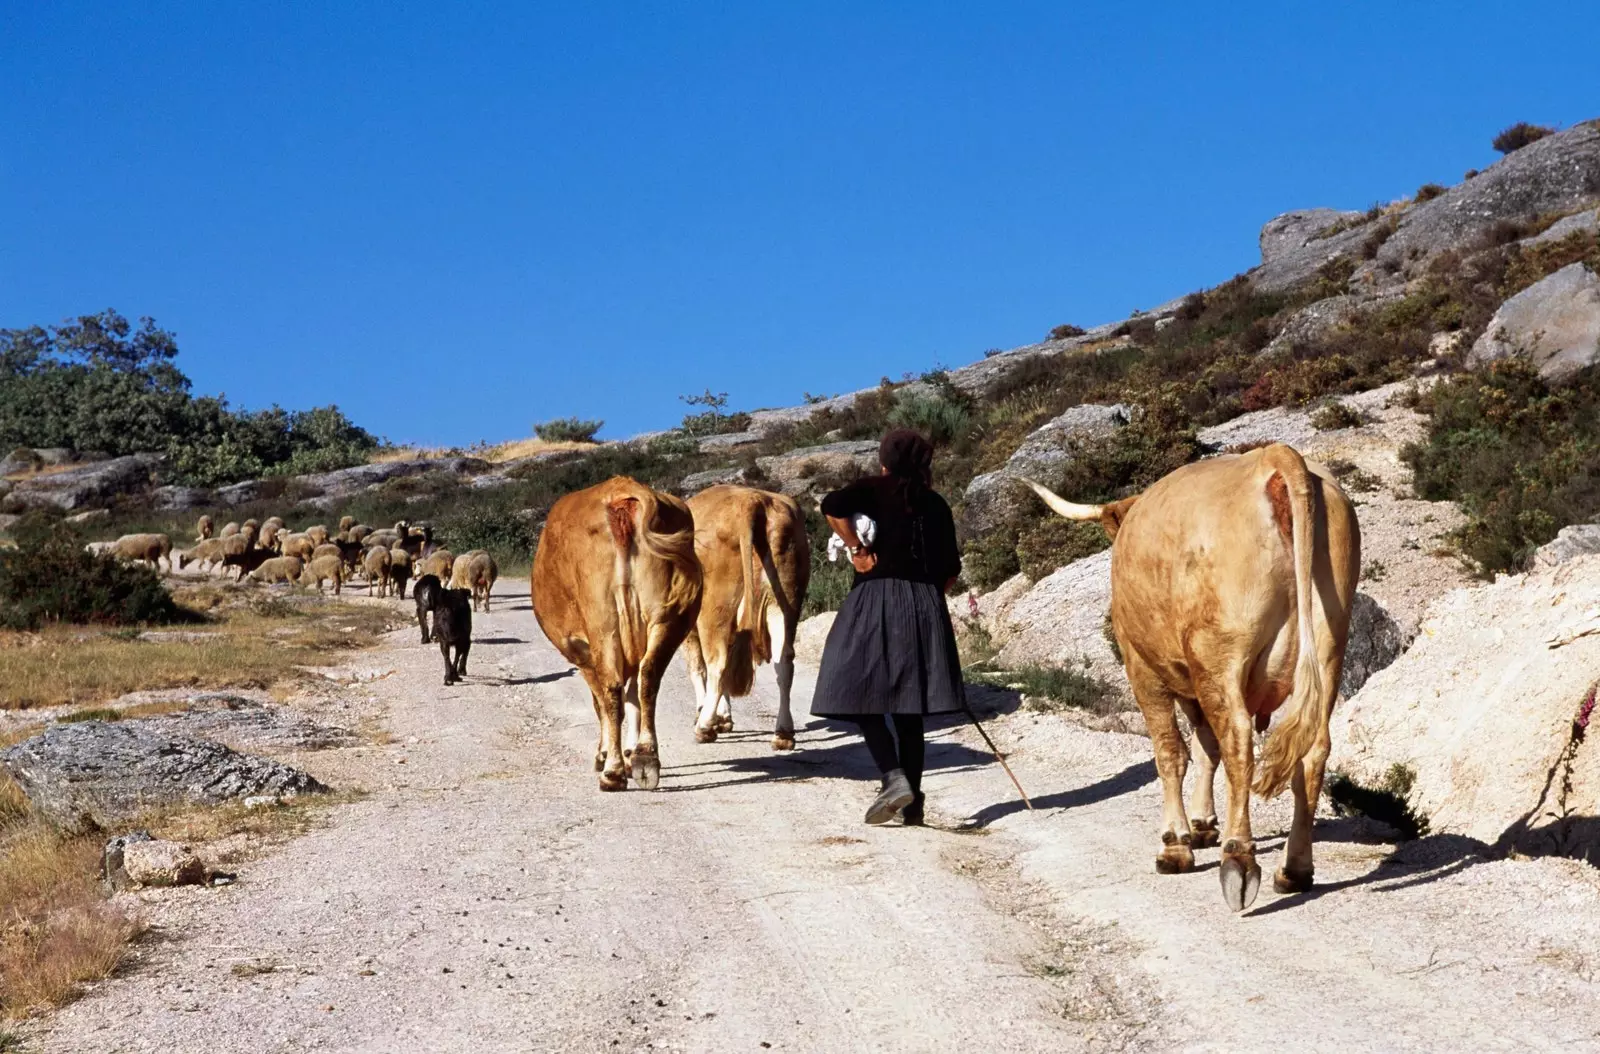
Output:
top-left (962, 759), bottom-right (1158, 829)
top-left (655, 718), bottom-right (1004, 795)
top-left (477, 668), bottom-right (576, 688)
top-left (473, 636), bottom-right (528, 645)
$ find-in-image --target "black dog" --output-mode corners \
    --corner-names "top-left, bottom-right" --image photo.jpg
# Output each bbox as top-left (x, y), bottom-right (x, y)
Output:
top-left (414, 573), bottom-right (443, 644)
top-left (434, 587), bottom-right (473, 685)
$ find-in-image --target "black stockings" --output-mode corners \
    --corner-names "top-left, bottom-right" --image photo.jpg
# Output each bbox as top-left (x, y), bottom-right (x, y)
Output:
top-left (850, 714), bottom-right (925, 791)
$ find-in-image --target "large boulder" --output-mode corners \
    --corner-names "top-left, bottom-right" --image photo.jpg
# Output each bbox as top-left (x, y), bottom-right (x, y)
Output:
top-left (214, 456), bottom-right (492, 508)
top-left (3, 452), bottom-right (165, 511)
top-left (754, 441), bottom-right (880, 501)
top-left (1535, 524), bottom-right (1600, 569)
top-left (1339, 592), bottom-right (1408, 697)
top-left (1467, 262), bottom-right (1600, 381)
top-left (962, 404), bottom-right (1128, 534)
top-left (149, 484), bottom-right (211, 511)
top-left (1259, 208), bottom-right (1365, 264)
top-left (1331, 554), bottom-right (1600, 859)
top-left (992, 550), bottom-right (1128, 701)
top-left (1, 721), bottom-right (328, 831)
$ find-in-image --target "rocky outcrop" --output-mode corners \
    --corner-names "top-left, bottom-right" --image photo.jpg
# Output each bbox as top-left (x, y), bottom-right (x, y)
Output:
top-left (1524, 207), bottom-right (1600, 246)
top-left (1259, 209), bottom-right (1365, 264)
top-left (1467, 262), bottom-right (1600, 381)
top-left (3, 452), bottom-right (165, 511)
top-left (149, 484), bottom-right (211, 511)
top-left (1, 721), bottom-right (328, 831)
top-left (1375, 122), bottom-right (1600, 273)
top-left (1252, 122), bottom-right (1600, 294)
top-left (681, 466), bottom-right (753, 493)
top-left (1536, 524), bottom-right (1600, 569)
top-left (1331, 554), bottom-right (1600, 859)
top-left (214, 456), bottom-right (492, 507)
top-left (697, 430), bottom-right (764, 453)
top-left (754, 441), bottom-right (880, 501)
top-left (962, 404), bottom-right (1128, 533)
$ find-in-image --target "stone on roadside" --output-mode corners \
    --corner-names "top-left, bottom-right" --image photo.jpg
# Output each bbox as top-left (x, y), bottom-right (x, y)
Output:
top-left (122, 839), bottom-right (208, 887)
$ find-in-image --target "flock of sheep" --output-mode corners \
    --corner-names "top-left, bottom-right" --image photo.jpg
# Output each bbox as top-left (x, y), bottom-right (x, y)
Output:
top-left (101, 515), bottom-right (500, 609)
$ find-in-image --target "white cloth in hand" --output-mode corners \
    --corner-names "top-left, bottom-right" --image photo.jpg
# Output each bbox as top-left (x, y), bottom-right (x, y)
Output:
top-left (826, 514), bottom-right (877, 563)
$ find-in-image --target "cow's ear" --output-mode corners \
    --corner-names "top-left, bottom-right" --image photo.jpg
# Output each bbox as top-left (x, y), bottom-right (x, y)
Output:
top-left (1100, 496), bottom-right (1139, 539)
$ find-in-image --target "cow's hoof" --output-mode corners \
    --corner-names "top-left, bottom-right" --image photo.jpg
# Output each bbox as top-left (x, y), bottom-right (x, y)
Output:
top-left (1219, 849), bottom-right (1262, 912)
top-left (598, 770), bottom-right (628, 792)
top-left (1273, 866), bottom-right (1314, 895)
top-left (1155, 844), bottom-right (1194, 874)
top-left (1189, 817), bottom-right (1220, 849)
top-left (632, 752), bottom-right (661, 790)
top-left (771, 733), bottom-right (795, 752)
top-left (714, 715), bottom-right (734, 733)
top-left (693, 726), bottom-right (718, 744)
top-left (593, 753), bottom-right (606, 772)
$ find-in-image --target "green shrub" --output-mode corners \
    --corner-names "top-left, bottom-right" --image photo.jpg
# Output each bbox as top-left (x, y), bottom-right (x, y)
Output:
top-left (970, 662), bottom-right (1119, 716)
top-left (1310, 402), bottom-right (1365, 431)
top-left (533, 417), bottom-right (603, 443)
top-left (961, 529), bottom-right (1022, 593)
top-left (1048, 324), bottom-right (1087, 341)
top-left (1492, 122), bottom-right (1555, 155)
top-left (801, 507), bottom-right (854, 617)
top-left (435, 502), bottom-right (534, 569)
top-left (1402, 359), bottom-right (1600, 576)
top-left (886, 375), bottom-right (973, 447)
top-left (680, 389), bottom-right (752, 437)
top-left (1016, 517), bottom-right (1107, 582)
top-left (0, 520), bottom-right (182, 630)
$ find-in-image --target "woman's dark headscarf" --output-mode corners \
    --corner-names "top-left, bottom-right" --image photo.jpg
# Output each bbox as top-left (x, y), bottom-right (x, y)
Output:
top-left (880, 429), bottom-right (933, 510)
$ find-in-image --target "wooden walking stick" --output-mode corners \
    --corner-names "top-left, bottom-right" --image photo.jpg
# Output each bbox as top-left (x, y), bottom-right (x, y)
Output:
top-left (962, 705), bottom-right (1034, 811)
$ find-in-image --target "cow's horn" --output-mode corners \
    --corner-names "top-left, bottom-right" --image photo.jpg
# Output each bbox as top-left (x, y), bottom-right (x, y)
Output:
top-left (1019, 478), bottom-right (1104, 521)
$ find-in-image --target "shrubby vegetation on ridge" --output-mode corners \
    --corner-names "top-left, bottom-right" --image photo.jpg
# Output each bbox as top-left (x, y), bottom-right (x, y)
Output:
top-left (0, 310), bottom-right (378, 486)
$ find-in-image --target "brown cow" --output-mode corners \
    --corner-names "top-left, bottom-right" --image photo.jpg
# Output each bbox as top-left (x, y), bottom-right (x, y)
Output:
top-left (532, 476), bottom-right (701, 791)
top-left (1025, 442), bottom-right (1358, 911)
top-left (681, 485), bottom-right (810, 750)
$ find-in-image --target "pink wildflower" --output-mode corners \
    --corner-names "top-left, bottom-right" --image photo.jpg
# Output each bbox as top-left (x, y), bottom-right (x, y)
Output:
top-left (1578, 686), bottom-right (1596, 731)
top-left (967, 592), bottom-right (979, 617)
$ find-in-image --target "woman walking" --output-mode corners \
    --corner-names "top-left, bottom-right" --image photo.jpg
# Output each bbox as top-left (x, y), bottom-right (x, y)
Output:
top-left (812, 429), bottom-right (965, 825)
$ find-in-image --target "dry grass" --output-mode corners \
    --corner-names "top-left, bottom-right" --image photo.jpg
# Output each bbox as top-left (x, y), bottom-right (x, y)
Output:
top-left (0, 595), bottom-right (404, 710)
top-left (370, 437), bottom-right (598, 465)
top-left (142, 790), bottom-right (359, 847)
top-left (477, 437), bottom-right (599, 464)
top-left (0, 821), bottom-right (141, 1019)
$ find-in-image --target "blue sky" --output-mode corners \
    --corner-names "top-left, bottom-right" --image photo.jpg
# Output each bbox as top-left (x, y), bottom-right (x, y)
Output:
top-left (2, 4), bottom-right (1597, 445)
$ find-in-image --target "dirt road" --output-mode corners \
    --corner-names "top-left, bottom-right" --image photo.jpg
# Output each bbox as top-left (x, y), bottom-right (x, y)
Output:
top-left (28, 578), bottom-right (1600, 1053)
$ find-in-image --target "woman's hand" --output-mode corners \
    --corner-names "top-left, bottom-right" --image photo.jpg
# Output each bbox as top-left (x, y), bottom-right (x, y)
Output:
top-left (851, 549), bottom-right (879, 574)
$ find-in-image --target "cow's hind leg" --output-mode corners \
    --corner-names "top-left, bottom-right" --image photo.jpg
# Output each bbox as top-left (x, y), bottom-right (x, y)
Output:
top-left (1177, 697), bottom-right (1222, 849)
top-left (693, 653), bottom-right (727, 743)
top-left (1276, 714), bottom-right (1331, 894)
top-left (1198, 668), bottom-right (1262, 911)
top-left (631, 620), bottom-right (684, 790)
top-left (1127, 654), bottom-right (1194, 874)
top-left (768, 604), bottom-right (797, 751)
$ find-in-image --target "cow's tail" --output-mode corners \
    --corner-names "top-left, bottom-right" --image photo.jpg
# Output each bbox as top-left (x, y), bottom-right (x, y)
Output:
top-left (718, 502), bottom-right (767, 698)
top-left (1254, 444), bottom-right (1328, 799)
top-left (607, 487), bottom-right (700, 667)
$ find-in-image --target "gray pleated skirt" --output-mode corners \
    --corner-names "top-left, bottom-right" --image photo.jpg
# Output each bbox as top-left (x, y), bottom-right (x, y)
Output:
top-left (811, 578), bottom-right (967, 717)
